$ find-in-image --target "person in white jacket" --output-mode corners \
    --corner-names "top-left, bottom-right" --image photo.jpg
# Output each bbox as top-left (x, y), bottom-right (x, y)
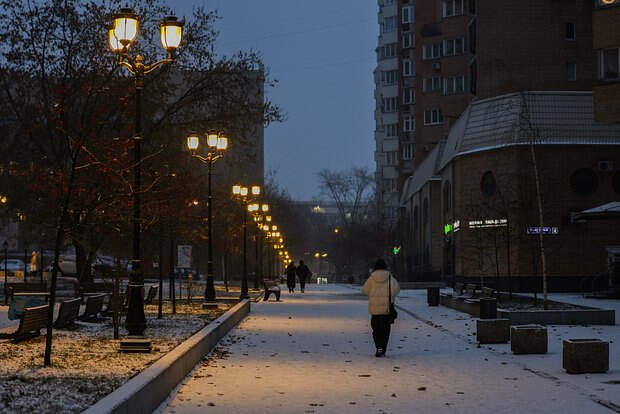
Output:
top-left (362, 259), bottom-right (400, 357)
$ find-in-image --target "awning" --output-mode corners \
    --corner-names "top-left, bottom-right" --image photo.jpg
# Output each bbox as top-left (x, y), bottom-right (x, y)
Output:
top-left (571, 201), bottom-right (620, 221)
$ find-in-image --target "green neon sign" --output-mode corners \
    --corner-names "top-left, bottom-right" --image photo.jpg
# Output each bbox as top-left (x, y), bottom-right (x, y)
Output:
top-left (392, 246), bottom-right (401, 255)
top-left (444, 223), bottom-right (453, 235)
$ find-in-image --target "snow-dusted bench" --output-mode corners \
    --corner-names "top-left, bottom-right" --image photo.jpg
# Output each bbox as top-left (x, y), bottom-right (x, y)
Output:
top-left (263, 280), bottom-right (281, 301)
top-left (0, 304), bottom-right (49, 342)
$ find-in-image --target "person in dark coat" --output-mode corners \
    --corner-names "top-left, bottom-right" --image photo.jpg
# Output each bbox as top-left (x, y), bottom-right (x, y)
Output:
top-left (296, 260), bottom-right (311, 293)
top-left (286, 262), bottom-right (297, 293)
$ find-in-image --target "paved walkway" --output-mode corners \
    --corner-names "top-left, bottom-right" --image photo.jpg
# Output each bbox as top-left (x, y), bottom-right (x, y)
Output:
top-left (156, 285), bottom-right (617, 414)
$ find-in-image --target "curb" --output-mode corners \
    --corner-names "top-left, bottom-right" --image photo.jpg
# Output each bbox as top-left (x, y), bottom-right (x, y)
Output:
top-left (83, 299), bottom-right (251, 414)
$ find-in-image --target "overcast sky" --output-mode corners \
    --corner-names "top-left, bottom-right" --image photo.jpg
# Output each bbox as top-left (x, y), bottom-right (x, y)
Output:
top-left (172, 0), bottom-right (377, 200)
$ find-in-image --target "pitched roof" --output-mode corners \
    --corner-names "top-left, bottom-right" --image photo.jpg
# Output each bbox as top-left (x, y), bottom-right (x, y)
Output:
top-left (403, 91), bottom-right (620, 204)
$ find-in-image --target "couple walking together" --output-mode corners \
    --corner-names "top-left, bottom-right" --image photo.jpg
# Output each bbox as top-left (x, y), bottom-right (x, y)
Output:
top-left (362, 259), bottom-right (400, 357)
top-left (285, 260), bottom-right (311, 293)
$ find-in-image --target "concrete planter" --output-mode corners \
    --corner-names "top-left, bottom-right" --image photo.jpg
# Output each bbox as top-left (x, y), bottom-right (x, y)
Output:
top-left (562, 338), bottom-right (609, 374)
top-left (497, 308), bottom-right (615, 326)
top-left (510, 325), bottom-right (547, 354)
top-left (427, 287), bottom-right (440, 306)
top-left (476, 318), bottom-right (510, 344)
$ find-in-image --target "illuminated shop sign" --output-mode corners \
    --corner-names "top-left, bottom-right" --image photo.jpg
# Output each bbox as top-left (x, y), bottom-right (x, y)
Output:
top-left (444, 220), bottom-right (461, 235)
top-left (527, 226), bottom-right (559, 235)
top-left (468, 219), bottom-right (507, 229)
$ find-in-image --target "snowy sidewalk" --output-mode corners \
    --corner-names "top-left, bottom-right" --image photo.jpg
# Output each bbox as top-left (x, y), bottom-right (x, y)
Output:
top-left (156, 284), bottom-right (615, 414)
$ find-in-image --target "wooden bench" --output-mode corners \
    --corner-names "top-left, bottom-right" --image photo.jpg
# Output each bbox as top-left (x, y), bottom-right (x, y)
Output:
top-left (77, 282), bottom-right (113, 300)
top-left (144, 284), bottom-right (159, 305)
top-left (4, 282), bottom-right (47, 304)
top-left (103, 291), bottom-right (127, 314)
top-left (453, 282), bottom-right (465, 296)
top-left (54, 298), bottom-right (82, 329)
top-left (0, 305), bottom-right (49, 342)
top-left (79, 294), bottom-right (106, 321)
top-left (263, 280), bottom-right (281, 301)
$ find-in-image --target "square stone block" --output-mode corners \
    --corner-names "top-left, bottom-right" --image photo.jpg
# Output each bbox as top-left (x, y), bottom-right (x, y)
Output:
top-left (511, 325), bottom-right (547, 354)
top-left (476, 318), bottom-right (510, 344)
top-left (563, 338), bottom-right (609, 374)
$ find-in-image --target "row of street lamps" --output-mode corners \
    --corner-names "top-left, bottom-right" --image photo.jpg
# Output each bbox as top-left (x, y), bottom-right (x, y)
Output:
top-left (106, 7), bottom-right (292, 337)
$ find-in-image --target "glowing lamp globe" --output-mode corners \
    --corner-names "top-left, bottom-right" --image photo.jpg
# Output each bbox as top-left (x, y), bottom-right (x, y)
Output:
top-left (160, 16), bottom-right (184, 52)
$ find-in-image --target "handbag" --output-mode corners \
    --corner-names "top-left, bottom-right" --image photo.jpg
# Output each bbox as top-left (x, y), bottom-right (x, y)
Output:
top-left (388, 273), bottom-right (397, 324)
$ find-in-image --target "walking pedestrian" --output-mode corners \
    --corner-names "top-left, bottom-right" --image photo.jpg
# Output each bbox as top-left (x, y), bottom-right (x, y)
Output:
top-left (361, 259), bottom-right (400, 357)
top-left (296, 260), bottom-right (311, 293)
top-left (286, 261), bottom-right (297, 293)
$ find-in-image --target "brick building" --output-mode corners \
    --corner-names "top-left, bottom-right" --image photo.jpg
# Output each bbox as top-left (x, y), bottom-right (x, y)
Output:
top-left (592, 0), bottom-right (620, 122)
top-left (401, 92), bottom-right (620, 291)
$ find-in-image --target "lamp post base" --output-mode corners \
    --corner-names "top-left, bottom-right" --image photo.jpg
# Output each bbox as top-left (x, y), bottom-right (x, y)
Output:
top-left (239, 293), bottom-right (250, 300)
top-left (202, 302), bottom-right (219, 309)
top-left (120, 337), bottom-right (152, 353)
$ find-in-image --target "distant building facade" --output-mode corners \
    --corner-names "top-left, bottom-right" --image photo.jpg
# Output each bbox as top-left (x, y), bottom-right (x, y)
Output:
top-left (401, 92), bottom-right (620, 290)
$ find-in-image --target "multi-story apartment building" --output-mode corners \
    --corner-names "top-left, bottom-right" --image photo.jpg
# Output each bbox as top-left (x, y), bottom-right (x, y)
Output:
top-left (396, 0), bottom-right (618, 284)
top-left (414, 0), bottom-right (597, 167)
top-left (374, 0), bottom-right (416, 224)
top-left (592, 0), bottom-right (620, 122)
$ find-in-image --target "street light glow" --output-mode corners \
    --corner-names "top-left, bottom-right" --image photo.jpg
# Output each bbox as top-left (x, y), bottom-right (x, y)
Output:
top-left (112, 8), bottom-right (138, 47)
top-left (232, 185), bottom-right (241, 195)
top-left (186, 134), bottom-right (200, 151)
top-left (240, 187), bottom-right (248, 196)
top-left (160, 16), bottom-right (184, 52)
top-left (217, 136), bottom-right (228, 151)
top-left (251, 185), bottom-right (261, 196)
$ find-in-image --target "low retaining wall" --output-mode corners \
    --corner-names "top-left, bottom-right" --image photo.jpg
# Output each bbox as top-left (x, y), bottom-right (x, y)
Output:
top-left (83, 299), bottom-right (251, 414)
top-left (498, 308), bottom-right (615, 325)
top-left (440, 294), bottom-right (615, 325)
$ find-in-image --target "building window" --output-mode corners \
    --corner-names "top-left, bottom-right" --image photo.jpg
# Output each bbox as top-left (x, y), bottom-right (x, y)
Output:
top-left (379, 43), bottom-right (396, 60)
top-left (403, 115), bottom-right (415, 132)
top-left (480, 171), bottom-right (496, 197)
top-left (423, 77), bottom-right (442, 93)
top-left (381, 70), bottom-right (397, 85)
top-left (424, 109), bottom-right (443, 125)
top-left (565, 22), bottom-right (576, 40)
top-left (403, 59), bottom-right (414, 76)
top-left (385, 123), bottom-right (398, 137)
top-left (444, 76), bottom-right (465, 94)
top-left (386, 151), bottom-right (398, 165)
top-left (382, 97), bottom-right (397, 113)
top-left (599, 48), bottom-right (620, 80)
top-left (423, 43), bottom-right (443, 60)
top-left (443, 0), bottom-right (463, 17)
top-left (403, 87), bottom-right (415, 104)
top-left (384, 178), bottom-right (398, 192)
top-left (382, 16), bottom-right (397, 33)
top-left (443, 38), bottom-right (464, 56)
top-left (570, 168), bottom-right (598, 196)
top-left (566, 62), bottom-right (577, 81)
top-left (402, 143), bottom-right (414, 160)
top-left (402, 33), bottom-right (414, 48)
top-left (402, 6), bottom-right (414, 23)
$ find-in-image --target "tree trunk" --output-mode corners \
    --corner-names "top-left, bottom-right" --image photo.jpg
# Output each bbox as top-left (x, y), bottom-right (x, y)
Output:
top-left (530, 144), bottom-right (548, 309)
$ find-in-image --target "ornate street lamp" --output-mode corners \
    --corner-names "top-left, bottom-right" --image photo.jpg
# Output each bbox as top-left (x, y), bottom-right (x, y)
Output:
top-left (108, 8), bottom-right (184, 336)
top-left (233, 184), bottom-right (260, 299)
top-left (186, 131), bottom-right (228, 306)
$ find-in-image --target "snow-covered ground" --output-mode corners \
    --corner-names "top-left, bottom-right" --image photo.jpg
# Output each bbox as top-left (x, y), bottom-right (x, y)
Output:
top-left (0, 302), bottom-right (231, 413)
top-left (156, 285), bottom-right (618, 414)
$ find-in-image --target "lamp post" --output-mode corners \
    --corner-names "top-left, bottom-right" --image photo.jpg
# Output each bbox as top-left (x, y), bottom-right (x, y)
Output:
top-left (186, 132), bottom-right (228, 306)
top-left (3, 240), bottom-right (7, 304)
top-left (249, 203), bottom-right (269, 289)
top-left (108, 8), bottom-right (184, 336)
top-left (23, 241), bottom-right (28, 282)
top-left (233, 185), bottom-right (260, 299)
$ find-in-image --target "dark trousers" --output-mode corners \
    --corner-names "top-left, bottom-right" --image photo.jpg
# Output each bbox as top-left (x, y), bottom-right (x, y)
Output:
top-left (371, 315), bottom-right (391, 350)
top-left (299, 277), bottom-right (306, 290)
